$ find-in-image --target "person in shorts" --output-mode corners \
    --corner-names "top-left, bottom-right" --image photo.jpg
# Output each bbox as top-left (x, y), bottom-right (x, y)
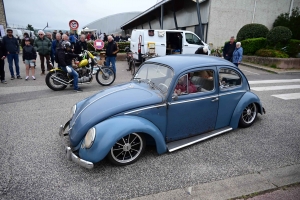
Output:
top-left (23, 38), bottom-right (37, 80)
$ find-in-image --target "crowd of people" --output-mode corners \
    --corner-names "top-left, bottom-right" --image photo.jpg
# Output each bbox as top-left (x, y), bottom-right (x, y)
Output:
top-left (0, 28), bottom-right (120, 92)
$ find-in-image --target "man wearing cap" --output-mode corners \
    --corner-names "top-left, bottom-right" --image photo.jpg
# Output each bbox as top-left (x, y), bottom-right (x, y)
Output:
top-left (33, 30), bottom-right (52, 75)
top-left (2, 29), bottom-right (22, 80)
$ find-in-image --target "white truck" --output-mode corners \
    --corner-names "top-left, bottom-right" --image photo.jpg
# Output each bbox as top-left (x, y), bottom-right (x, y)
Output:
top-left (130, 29), bottom-right (210, 62)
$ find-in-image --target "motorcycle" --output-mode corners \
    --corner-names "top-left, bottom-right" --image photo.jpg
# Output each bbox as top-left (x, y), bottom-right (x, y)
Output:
top-left (45, 50), bottom-right (116, 91)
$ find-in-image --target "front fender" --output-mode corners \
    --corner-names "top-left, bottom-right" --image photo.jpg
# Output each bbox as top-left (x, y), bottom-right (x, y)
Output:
top-left (79, 115), bottom-right (167, 163)
top-left (230, 92), bottom-right (263, 129)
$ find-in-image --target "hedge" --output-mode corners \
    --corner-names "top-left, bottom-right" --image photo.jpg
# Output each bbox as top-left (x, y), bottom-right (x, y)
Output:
top-left (240, 38), bottom-right (267, 55)
top-left (267, 26), bottom-right (292, 47)
top-left (287, 39), bottom-right (300, 57)
top-left (86, 41), bottom-right (130, 53)
top-left (237, 24), bottom-right (269, 41)
top-left (255, 49), bottom-right (289, 58)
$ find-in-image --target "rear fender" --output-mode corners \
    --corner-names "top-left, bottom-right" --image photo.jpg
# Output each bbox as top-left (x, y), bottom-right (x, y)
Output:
top-left (230, 92), bottom-right (263, 129)
top-left (79, 115), bottom-right (167, 163)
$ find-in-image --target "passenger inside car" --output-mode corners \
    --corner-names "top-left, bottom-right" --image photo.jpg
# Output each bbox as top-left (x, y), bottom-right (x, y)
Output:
top-left (174, 74), bottom-right (197, 96)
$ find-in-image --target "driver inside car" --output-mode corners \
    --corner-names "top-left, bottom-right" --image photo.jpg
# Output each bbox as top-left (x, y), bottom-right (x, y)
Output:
top-left (174, 74), bottom-right (197, 96)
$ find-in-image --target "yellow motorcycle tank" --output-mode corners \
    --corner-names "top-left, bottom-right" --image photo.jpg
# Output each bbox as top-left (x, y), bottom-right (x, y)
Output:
top-left (79, 59), bottom-right (88, 67)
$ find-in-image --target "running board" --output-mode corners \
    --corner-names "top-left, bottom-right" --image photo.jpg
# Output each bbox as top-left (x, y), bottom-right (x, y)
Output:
top-left (167, 126), bottom-right (233, 152)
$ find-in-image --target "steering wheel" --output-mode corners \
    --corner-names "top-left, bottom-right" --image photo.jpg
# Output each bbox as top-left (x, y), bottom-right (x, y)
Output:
top-left (158, 83), bottom-right (169, 92)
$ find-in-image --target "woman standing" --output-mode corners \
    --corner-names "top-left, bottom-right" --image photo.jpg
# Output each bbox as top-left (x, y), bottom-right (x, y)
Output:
top-left (232, 42), bottom-right (243, 67)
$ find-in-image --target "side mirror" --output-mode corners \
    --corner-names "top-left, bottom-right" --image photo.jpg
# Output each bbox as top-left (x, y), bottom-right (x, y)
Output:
top-left (172, 94), bottom-right (178, 101)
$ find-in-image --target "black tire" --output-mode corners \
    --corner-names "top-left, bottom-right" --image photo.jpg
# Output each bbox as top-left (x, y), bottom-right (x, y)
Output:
top-left (239, 103), bottom-right (257, 128)
top-left (130, 60), bottom-right (135, 76)
top-left (107, 133), bottom-right (145, 166)
top-left (45, 71), bottom-right (68, 91)
top-left (95, 67), bottom-right (116, 86)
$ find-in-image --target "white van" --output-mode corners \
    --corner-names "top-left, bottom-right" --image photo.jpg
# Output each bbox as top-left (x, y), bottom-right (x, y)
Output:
top-left (6, 29), bottom-right (23, 40)
top-left (130, 29), bottom-right (210, 62)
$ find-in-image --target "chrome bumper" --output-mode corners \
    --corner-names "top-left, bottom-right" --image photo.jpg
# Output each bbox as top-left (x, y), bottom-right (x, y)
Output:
top-left (59, 121), bottom-right (94, 169)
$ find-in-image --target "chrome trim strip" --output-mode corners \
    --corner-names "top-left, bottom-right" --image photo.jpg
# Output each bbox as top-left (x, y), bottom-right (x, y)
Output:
top-left (218, 90), bottom-right (245, 96)
top-left (169, 95), bottom-right (219, 105)
top-left (124, 104), bottom-right (166, 115)
top-left (168, 127), bottom-right (233, 152)
top-left (72, 85), bottom-right (130, 126)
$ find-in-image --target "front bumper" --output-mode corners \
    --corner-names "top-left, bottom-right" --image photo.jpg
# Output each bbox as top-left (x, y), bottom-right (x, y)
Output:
top-left (59, 120), bottom-right (94, 169)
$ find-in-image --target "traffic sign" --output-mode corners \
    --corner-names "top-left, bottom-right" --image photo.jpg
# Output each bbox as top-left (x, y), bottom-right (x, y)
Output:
top-left (94, 39), bottom-right (105, 50)
top-left (69, 20), bottom-right (79, 30)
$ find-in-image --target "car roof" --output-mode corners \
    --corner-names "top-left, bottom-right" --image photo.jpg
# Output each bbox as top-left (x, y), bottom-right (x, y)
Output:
top-left (146, 55), bottom-right (235, 74)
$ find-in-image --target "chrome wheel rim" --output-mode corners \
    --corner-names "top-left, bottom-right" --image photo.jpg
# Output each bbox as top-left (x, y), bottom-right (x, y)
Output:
top-left (242, 103), bottom-right (257, 124)
top-left (98, 68), bottom-right (114, 84)
top-left (50, 72), bottom-right (67, 88)
top-left (111, 133), bottom-right (143, 164)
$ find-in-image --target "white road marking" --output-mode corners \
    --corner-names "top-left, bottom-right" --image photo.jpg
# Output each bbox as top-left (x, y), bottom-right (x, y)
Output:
top-left (251, 85), bottom-right (300, 91)
top-left (241, 69), bottom-right (260, 75)
top-left (272, 93), bottom-right (300, 100)
top-left (249, 79), bottom-right (300, 85)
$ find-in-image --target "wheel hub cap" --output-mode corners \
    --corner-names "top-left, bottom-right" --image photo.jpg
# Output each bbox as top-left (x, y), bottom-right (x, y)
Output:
top-left (247, 109), bottom-right (251, 115)
top-left (123, 143), bottom-right (131, 152)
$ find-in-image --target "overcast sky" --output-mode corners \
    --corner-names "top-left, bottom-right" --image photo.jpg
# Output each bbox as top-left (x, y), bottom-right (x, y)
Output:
top-left (4, 0), bottom-right (159, 30)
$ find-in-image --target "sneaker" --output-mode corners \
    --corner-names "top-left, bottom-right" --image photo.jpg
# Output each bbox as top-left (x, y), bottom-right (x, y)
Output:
top-left (74, 88), bottom-right (83, 92)
top-left (1, 80), bottom-right (7, 84)
top-left (32, 76), bottom-right (36, 80)
top-left (11, 76), bottom-right (15, 80)
top-left (25, 76), bottom-right (29, 81)
top-left (17, 75), bottom-right (22, 79)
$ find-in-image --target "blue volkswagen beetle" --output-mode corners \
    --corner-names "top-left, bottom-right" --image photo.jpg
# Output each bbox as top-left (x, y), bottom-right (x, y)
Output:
top-left (59, 55), bottom-right (265, 169)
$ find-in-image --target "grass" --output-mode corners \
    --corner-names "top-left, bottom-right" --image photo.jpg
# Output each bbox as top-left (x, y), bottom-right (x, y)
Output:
top-left (270, 64), bottom-right (277, 68)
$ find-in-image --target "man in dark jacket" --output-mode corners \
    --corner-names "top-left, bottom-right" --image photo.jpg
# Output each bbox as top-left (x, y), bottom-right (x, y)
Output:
top-left (57, 41), bottom-right (82, 92)
top-left (74, 34), bottom-right (87, 54)
top-left (2, 29), bottom-right (22, 79)
top-left (0, 39), bottom-right (7, 83)
top-left (222, 36), bottom-right (236, 61)
top-left (105, 35), bottom-right (119, 74)
top-left (34, 30), bottom-right (52, 75)
top-left (52, 30), bottom-right (57, 40)
top-left (51, 33), bottom-right (61, 67)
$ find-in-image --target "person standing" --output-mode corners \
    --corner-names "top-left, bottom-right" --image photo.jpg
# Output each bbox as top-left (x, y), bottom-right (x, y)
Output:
top-left (34, 30), bottom-right (52, 75)
top-left (21, 32), bottom-right (34, 48)
top-left (114, 34), bottom-right (120, 42)
top-left (2, 29), bottom-right (22, 80)
top-left (86, 32), bottom-right (91, 41)
top-left (23, 38), bottom-right (37, 80)
top-left (74, 34), bottom-right (87, 54)
top-left (232, 42), bottom-right (243, 67)
top-left (52, 30), bottom-right (57, 40)
top-left (0, 39), bottom-right (7, 83)
top-left (90, 32), bottom-right (95, 41)
top-left (52, 33), bottom-right (61, 67)
top-left (105, 35), bottom-right (119, 74)
top-left (223, 36), bottom-right (236, 61)
top-left (69, 32), bottom-right (76, 48)
top-left (103, 33), bottom-right (108, 42)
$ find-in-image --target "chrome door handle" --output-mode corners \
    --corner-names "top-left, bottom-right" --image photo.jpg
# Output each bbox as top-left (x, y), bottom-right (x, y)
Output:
top-left (211, 98), bottom-right (219, 102)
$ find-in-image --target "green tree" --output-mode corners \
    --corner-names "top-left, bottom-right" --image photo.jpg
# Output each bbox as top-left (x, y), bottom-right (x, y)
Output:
top-left (273, 7), bottom-right (300, 40)
top-left (26, 24), bottom-right (34, 31)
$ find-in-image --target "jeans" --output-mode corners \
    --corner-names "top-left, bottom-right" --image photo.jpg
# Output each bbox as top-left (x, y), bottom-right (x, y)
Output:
top-left (105, 56), bottom-right (116, 74)
top-left (7, 53), bottom-right (20, 77)
top-left (61, 65), bottom-right (79, 90)
top-left (0, 59), bottom-right (5, 81)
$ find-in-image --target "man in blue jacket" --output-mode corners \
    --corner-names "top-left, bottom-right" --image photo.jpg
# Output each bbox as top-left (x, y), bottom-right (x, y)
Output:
top-left (2, 29), bottom-right (22, 79)
top-left (51, 33), bottom-right (61, 67)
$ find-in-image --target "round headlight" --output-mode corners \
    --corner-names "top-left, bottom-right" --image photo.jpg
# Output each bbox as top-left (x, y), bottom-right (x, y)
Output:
top-left (69, 105), bottom-right (76, 119)
top-left (83, 128), bottom-right (96, 149)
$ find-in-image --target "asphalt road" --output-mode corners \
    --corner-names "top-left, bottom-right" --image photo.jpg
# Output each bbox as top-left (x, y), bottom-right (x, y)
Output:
top-left (0, 59), bottom-right (299, 199)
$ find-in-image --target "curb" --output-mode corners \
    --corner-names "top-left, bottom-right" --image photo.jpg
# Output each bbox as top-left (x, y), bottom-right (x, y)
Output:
top-left (241, 62), bottom-right (300, 75)
top-left (131, 164), bottom-right (300, 200)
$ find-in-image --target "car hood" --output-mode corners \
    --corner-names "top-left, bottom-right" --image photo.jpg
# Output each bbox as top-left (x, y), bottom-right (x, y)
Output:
top-left (69, 82), bottom-right (163, 146)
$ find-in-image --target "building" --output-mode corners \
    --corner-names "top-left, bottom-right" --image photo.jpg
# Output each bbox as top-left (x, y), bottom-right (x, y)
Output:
top-left (83, 12), bottom-right (141, 35)
top-left (121, 0), bottom-right (300, 48)
top-left (0, 0), bottom-right (7, 36)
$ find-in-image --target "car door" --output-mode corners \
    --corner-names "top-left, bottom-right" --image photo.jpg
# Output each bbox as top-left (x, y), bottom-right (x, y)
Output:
top-left (183, 32), bottom-right (204, 54)
top-left (166, 67), bottom-right (219, 142)
top-left (215, 66), bottom-right (246, 129)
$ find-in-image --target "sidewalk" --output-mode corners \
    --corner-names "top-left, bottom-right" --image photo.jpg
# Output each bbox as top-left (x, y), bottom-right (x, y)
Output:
top-left (131, 164), bottom-right (300, 200)
top-left (241, 62), bottom-right (300, 74)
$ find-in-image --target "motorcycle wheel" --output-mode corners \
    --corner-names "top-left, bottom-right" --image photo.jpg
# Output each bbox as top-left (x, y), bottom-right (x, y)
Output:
top-left (130, 60), bottom-right (135, 76)
top-left (96, 67), bottom-right (116, 86)
top-left (45, 71), bottom-right (68, 91)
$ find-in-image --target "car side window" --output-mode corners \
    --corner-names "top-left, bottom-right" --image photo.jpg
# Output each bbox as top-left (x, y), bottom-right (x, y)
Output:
top-left (219, 68), bottom-right (242, 89)
top-left (174, 70), bottom-right (214, 96)
top-left (185, 33), bottom-right (203, 45)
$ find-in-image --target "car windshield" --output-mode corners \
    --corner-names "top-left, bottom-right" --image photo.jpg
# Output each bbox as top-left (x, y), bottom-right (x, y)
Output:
top-left (134, 63), bottom-right (174, 94)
